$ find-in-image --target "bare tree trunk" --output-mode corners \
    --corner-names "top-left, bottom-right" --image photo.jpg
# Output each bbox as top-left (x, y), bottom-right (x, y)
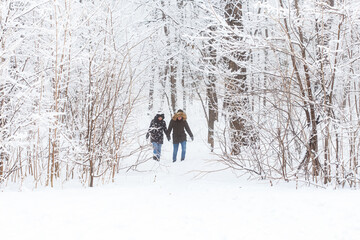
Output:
top-left (161, 63), bottom-right (169, 112)
top-left (148, 67), bottom-right (154, 111)
top-left (207, 78), bottom-right (218, 151)
top-left (224, 0), bottom-right (250, 155)
top-left (182, 61), bottom-right (187, 111)
top-left (179, 0), bottom-right (186, 111)
top-left (0, 84), bottom-right (5, 181)
top-left (161, 0), bottom-right (177, 113)
top-left (170, 59), bottom-right (177, 113)
top-left (87, 58), bottom-right (94, 187)
top-left (316, 0), bottom-right (335, 184)
top-left (279, 0), bottom-right (320, 177)
top-left (47, 2), bottom-right (61, 187)
top-left (205, 28), bottom-right (218, 151)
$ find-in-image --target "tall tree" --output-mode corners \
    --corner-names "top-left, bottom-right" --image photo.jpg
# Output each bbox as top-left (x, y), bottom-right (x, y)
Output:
top-left (204, 26), bottom-right (218, 151)
top-left (223, 0), bottom-right (252, 154)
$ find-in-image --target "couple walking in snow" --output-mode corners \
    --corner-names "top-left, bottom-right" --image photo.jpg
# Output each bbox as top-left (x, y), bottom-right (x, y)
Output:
top-left (146, 109), bottom-right (194, 162)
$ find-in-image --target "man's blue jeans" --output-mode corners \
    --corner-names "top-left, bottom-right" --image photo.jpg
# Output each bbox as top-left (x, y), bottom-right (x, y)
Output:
top-left (173, 141), bottom-right (186, 162)
top-left (152, 142), bottom-right (162, 160)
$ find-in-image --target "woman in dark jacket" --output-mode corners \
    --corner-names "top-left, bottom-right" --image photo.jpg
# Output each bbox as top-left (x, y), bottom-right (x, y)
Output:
top-left (146, 113), bottom-right (167, 161)
top-left (166, 109), bottom-right (194, 162)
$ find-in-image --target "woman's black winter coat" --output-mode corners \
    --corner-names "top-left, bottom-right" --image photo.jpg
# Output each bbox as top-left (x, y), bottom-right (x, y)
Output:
top-left (167, 112), bottom-right (193, 144)
top-left (146, 114), bottom-right (167, 144)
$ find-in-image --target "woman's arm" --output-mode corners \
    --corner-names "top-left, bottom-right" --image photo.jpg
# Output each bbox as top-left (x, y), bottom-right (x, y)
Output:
top-left (162, 121), bottom-right (168, 134)
top-left (146, 120), bottom-right (154, 139)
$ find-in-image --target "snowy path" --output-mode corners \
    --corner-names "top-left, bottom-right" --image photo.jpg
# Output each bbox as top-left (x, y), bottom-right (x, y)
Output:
top-left (1, 140), bottom-right (360, 240)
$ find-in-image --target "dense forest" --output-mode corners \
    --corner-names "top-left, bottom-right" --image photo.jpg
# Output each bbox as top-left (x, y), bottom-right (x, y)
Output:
top-left (1, 0), bottom-right (360, 188)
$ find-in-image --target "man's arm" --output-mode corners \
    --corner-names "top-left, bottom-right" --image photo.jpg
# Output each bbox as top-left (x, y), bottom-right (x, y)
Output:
top-left (166, 120), bottom-right (173, 140)
top-left (184, 121), bottom-right (193, 140)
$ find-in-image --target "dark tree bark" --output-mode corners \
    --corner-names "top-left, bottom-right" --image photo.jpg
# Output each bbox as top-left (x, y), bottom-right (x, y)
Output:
top-left (148, 65), bottom-right (155, 111)
top-left (170, 60), bottom-right (177, 113)
top-left (223, 0), bottom-right (251, 155)
top-left (206, 26), bottom-right (218, 151)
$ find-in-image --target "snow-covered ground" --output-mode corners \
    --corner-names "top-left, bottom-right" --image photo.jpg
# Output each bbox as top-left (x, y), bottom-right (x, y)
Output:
top-left (1, 108), bottom-right (360, 240)
top-left (2, 137), bottom-right (360, 240)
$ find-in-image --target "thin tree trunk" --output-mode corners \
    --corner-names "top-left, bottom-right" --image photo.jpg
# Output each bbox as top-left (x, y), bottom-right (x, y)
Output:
top-left (148, 69), bottom-right (154, 111)
top-left (207, 78), bottom-right (217, 151)
top-left (296, 0), bottom-right (320, 177)
top-left (170, 60), bottom-right (177, 113)
top-left (206, 30), bottom-right (218, 151)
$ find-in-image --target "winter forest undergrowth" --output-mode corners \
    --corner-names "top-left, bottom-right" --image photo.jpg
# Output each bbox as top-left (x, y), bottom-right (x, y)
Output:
top-left (1, 0), bottom-right (360, 189)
